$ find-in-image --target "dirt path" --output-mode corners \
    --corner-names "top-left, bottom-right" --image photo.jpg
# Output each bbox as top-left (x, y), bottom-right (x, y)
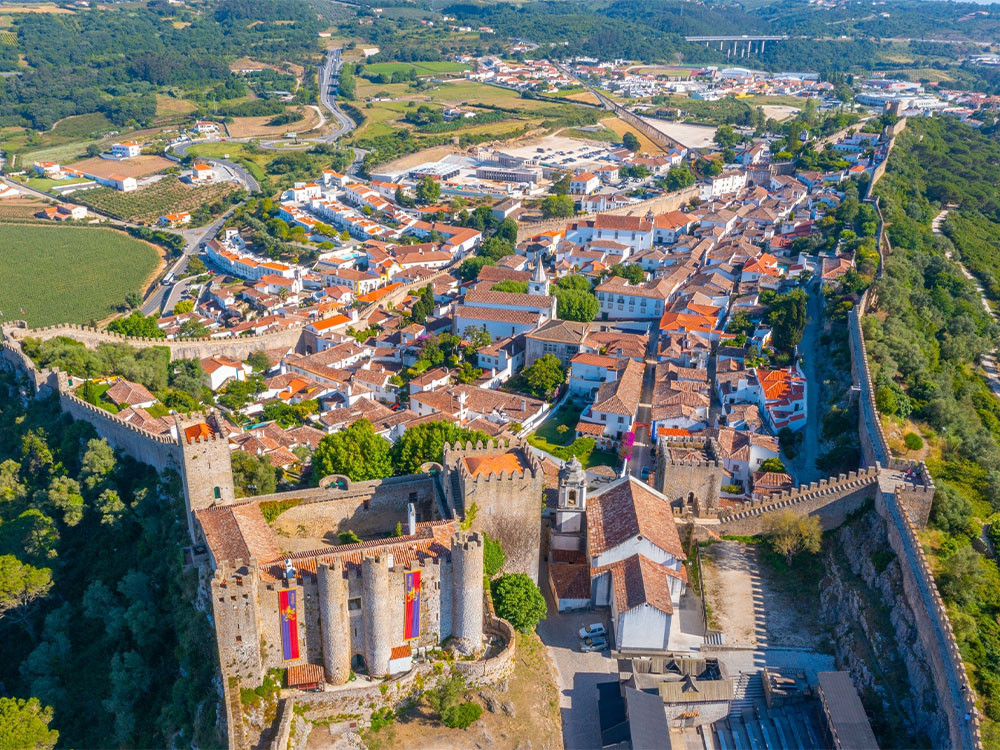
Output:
top-left (935, 208), bottom-right (1000, 397)
top-left (702, 541), bottom-right (827, 649)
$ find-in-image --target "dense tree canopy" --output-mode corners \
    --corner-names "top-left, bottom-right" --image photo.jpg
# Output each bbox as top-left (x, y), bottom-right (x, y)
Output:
top-left (312, 419), bottom-right (393, 483)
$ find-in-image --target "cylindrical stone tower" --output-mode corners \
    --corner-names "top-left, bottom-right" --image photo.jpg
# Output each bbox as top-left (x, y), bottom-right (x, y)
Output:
top-left (362, 555), bottom-right (391, 677)
top-left (451, 532), bottom-right (484, 655)
top-left (317, 560), bottom-right (351, 685)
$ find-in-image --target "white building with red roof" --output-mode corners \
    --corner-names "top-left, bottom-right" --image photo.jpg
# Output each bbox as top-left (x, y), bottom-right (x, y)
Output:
top-left (586, 476), bottom-right (687, 651)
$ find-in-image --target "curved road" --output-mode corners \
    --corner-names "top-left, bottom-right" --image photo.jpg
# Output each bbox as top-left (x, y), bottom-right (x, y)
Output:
top-left (166, 141), bottom-right (260, 193)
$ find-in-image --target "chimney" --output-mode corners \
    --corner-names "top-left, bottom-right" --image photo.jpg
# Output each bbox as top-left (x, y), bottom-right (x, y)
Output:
top-left (407, 503), bottom-right (416, 536)
top-left (521, 398), bottom-right (527, 411)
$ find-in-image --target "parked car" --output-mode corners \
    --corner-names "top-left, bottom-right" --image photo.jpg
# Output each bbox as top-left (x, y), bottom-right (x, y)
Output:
top-left (579, 623), bottom-right (607, 639)
top-left (581, 636), bottom-right (609, 652)
top-left (640, 466), bottom-right (651, 480)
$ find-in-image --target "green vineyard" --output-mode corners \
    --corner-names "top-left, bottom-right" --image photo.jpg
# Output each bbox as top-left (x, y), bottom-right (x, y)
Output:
top-left (78, 176), bottom-right (237, 223)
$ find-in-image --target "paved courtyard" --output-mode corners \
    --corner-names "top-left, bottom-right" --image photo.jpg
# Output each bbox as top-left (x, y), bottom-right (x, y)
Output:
top-left (537, 601), bottom-right (616, 750)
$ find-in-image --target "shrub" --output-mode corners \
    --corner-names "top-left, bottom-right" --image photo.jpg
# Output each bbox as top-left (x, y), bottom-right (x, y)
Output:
top-left (904, 432), bottom-right (924, 451)
top-left (491, 573), bottom-right (547, 632)
top-left (369, 707), bottom-right (395, 731)
top-left (721, 483), bottom-right (743, 494)
top-left (483, 533), bottom-right (505, 578)
top-left (441, 701), bottom-right (482, 729)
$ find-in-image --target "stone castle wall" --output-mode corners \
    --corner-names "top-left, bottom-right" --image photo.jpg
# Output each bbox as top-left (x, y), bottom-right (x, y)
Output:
top-left (2, 320), bottom-right (306, 361)
top-left (261, 475), bottom-right (439, 540)
top-left (877, 488), bottom-right (981, 749)
top-left (715, 468), bottom-right (880, 536)
top-left (849, 118), bottom-right (980, 749)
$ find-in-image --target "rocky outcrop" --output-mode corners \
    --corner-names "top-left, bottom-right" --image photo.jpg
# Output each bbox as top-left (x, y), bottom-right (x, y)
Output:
top-left (821, 507), bottom-right (947, 748)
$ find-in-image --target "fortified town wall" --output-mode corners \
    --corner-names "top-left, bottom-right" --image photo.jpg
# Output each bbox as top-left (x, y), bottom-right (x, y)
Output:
top-left (1, 320), bottom-right (306, 361)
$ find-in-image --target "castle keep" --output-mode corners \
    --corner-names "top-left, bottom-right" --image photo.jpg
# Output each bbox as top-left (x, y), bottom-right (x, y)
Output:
top-left (200, 499), bottom-right (484, 687)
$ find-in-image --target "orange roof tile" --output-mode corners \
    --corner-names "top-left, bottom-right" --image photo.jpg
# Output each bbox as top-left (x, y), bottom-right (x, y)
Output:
top-left (463, 453), bottom-right (524, 477)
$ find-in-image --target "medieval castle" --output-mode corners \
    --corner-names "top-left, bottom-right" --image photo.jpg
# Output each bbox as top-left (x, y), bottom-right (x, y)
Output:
top-left (0, 301), bottom-right (982, 749)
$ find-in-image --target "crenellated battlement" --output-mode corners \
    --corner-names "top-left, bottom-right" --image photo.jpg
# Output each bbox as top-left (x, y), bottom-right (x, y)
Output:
top-left (1, 318), bottom-right (307, 362)
top-left (717, 467), bottom-right (880, 525)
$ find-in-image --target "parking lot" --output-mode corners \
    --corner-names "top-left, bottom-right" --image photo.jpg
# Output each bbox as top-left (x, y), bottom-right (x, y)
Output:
top-left (537, 574), bottom-right (616, 750)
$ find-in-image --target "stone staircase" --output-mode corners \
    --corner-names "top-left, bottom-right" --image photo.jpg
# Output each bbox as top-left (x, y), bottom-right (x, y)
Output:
top-left (729, 672), bottom-right (764, 716)
top-left (705, 629), bottom-right (725, 647)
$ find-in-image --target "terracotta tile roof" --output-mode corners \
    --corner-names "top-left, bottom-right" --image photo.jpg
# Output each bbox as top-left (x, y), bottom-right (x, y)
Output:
top-left (464, 289), bottom-right (552, 311)
top-left (286, 663), bottom-right (324, 687)
top-left (575, 420), bottom-right (607, 436)
top-left (527, 319), bottom-right (590, 344)
top-left (593, 214), bottom-right (652, 232)
top-left (463, 452), bottom-right (524, 477)
top-left (592, 358), bottom-right (645, 417)
top-left (587, 477), bottom-right (685, 560)
top-left (105, 378), bottom-right (156, 407)
top-left (196, 503), bottom-right (282, 564)
top-left (390, 644), bottom-right (412, 660)
top-left (476, 265), bottom-right (531, 285)
top-left (550, 563), bottom-right (592, 601)
top-left (591, 553), bottom-right (676, 615)
top-left (262, 521), bottom-right (459, 581)
top-left (454, 305), bottom-right (540, 326)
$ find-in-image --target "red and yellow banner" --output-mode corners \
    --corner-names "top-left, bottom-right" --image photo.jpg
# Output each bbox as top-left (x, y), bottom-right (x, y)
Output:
top-left (404, 570), bottom-right (421, 641)
top-left (279, 589), bottom-right (299, 661)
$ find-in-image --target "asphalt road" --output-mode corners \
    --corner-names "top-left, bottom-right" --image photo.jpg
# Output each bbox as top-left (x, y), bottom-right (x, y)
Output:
top-left (167, 141), bottom-right (260, 193)
top-left (318, 48), bottom-right (356, 142)
top-left (140, 206), bottom-right (237, 316)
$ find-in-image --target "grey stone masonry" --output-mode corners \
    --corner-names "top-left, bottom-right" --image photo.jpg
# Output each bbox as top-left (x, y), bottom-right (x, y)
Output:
top-left (362, 555), bottom-right (391, 677)
top-left (452, 532), bottom-right (485, 655)
top-left (317, 560), bottom-right (351, 685)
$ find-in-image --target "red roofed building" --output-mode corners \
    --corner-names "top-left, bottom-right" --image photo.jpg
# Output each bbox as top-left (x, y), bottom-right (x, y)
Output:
top-left (585, 476), bottom-right (687, 651)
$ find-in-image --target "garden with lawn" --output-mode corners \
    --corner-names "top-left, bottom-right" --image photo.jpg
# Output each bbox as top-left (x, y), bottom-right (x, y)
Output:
top-left (526, 399), bottom-right (618, 469)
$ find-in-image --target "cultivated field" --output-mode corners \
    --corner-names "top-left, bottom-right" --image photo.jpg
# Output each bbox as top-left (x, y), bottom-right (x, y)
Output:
top-left (0, 195), bottom-right (47, 221)
top-left (78, 175), bottom-right (236, 223)
top-left (225, 106), bottom-right (322, 137)
top-left (70, 154), bottom-right (174, 179)
top-left (362, 60), bottom-right (469, 76)
top-left (0, 224), bottom-right (160, 327)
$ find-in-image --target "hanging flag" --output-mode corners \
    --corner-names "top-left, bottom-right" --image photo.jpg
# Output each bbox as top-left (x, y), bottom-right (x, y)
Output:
top-left (404, 570), bottom-right (421, 641)
top-left (279, 589), bottom-right (299, 661)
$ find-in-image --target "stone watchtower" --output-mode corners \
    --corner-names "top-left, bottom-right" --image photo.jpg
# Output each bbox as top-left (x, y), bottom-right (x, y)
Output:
top-left (451, 531), bottom-right (484, 655)
top-left (317, 560), bottom-right (352, 685)
top-left (362, 554), bottom-right (392, 677)
top-left (555, 455), bottom-right (587, 534)
top-left (176, 414), bottom-right (236, 520)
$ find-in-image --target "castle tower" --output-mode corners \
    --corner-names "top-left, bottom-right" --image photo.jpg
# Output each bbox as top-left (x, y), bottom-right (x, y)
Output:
top-left (555, 455), bottom-right (587, 534)
top-left (529, 257), bottom-right (550, 296)
top-left (317, 560), bottom-right (351, 685)
top-left (361, 555), bottom-right (391, 677)
top-left (176, 412), bottom-right (236, 540)
top-left (451, 532), bottom-right (484, 655)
